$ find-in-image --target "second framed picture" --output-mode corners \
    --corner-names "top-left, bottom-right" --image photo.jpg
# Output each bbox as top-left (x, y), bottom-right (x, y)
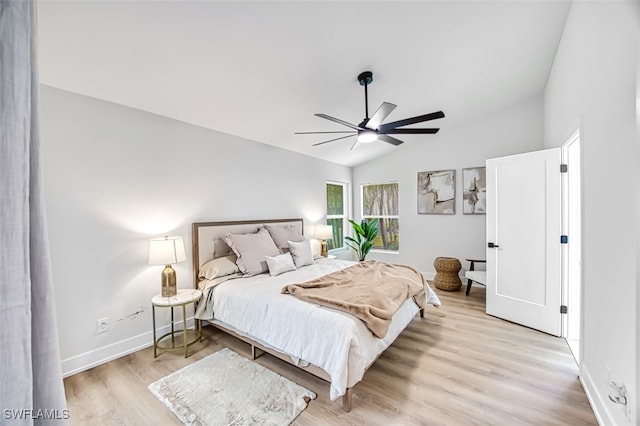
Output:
top-left (462, 167), bottom-right (486, 214)
top-left (417, 170), bottom-right (455, 214)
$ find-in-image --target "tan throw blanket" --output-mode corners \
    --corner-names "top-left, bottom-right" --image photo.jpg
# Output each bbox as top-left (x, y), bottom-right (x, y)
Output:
top-left (281, 260), bottom-right (426, 338)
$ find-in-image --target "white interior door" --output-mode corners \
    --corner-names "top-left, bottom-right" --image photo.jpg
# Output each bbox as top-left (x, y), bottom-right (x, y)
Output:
top-left (486, 148), bottom-right (562, 336)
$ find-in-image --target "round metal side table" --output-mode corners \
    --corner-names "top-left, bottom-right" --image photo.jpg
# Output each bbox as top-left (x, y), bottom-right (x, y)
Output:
top-left (151, 289), bottom-right (202, 358)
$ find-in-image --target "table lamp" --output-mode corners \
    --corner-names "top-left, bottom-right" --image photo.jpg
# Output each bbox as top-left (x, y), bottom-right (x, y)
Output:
top-left (314, 224), bottom-right (334, 257)
top-left (148, 236), bottom-right (186, 297)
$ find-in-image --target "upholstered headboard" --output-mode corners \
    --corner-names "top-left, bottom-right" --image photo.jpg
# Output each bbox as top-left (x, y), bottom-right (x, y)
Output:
top-left (191, 218), bottom-right (304, 288)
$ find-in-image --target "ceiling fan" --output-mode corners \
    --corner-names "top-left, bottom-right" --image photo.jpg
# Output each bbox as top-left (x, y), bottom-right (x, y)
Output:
top-left (296, 71), bottom-right (444, 150)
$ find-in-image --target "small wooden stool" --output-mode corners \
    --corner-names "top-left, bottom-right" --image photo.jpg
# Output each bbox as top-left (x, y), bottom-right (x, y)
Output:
top-left (433, 257), bottom-right (462, 291)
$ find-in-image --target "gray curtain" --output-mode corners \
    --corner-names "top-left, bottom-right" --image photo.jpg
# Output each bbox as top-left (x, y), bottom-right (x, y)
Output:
top-left (1, 1), bottom-right (68, 423)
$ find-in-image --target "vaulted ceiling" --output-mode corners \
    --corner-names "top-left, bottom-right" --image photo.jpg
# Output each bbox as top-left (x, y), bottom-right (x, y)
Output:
top-left (37, 1), bottom-right (571, 167)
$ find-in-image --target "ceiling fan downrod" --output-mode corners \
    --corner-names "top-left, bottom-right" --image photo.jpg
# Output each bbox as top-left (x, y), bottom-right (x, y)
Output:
top-left (358, 71), bottom-right (373, 121)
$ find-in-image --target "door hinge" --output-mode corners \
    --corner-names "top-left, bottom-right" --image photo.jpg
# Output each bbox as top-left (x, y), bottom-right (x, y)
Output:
top-left (560, 164), bottom-right (568, 173)
top-left (561, 235), bottom-right (568, 244)
top-left (560, 305), bottom-right (568, 314)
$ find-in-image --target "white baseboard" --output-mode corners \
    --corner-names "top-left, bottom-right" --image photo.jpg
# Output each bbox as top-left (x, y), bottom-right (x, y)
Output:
top-left (61, 317), bottom-right (196, 378)
top-left (580, 362), bottom-right (613, 426)
top-left (60, 270), bottom-right (457, 378)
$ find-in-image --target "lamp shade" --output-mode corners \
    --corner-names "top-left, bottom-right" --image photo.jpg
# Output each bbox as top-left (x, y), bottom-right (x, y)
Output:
top-left (148, 236), bottom-right (186, 265)
top-left (314, 224), bottom-right (334, 241)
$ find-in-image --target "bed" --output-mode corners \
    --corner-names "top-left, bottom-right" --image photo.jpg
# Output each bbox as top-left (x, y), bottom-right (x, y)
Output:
top-left (192, 218), bottom-right (440, 411)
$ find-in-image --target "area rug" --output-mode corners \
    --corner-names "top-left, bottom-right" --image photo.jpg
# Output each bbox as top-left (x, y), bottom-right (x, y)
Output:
top-left (148, 348), bottom-right (316, 426)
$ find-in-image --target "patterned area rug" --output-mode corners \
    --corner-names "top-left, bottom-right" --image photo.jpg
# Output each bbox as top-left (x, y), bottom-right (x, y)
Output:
top-left (149, 348), bottom-right (316, 425)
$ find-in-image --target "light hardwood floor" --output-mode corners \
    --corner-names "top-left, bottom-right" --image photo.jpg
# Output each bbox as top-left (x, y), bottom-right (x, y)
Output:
top-left (64, 286), bottom-right (597, 425)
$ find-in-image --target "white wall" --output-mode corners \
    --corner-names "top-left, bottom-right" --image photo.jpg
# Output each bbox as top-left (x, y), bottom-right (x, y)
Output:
top-left (544, 2), bottom-right (639, 424)
top-left (39, 86), bottom-right (351, 376)
top-left (352, 94), bottom-right (545, 275)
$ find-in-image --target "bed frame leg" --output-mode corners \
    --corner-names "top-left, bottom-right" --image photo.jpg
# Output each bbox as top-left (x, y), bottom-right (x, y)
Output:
top-left (342, 388), bottom-right (352, 412)
top-left (419, 308), bottom-right (424, 318)
top-left (251, 344), bottom-right (265, 360)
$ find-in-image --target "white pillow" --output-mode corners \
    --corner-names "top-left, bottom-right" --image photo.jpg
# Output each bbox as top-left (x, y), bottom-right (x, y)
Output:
top-left (199, 255), bottom-right (239, 280)
top-left (265, 252), bottom-right (297, 277)
top-left (225, 228), bottom-right (280, 276)
top-left (287, 239), bottom-right (315, 268)
top-left (308, 238), bottom-right (322, 258)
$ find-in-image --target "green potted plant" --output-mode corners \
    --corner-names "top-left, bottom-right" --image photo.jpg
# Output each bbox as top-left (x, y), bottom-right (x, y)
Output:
top-left (345, 218), bottom-right (379, 261)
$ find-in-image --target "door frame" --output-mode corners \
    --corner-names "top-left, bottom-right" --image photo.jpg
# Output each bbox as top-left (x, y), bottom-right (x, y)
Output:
top-left (561, 129), bottom-right (583, 364)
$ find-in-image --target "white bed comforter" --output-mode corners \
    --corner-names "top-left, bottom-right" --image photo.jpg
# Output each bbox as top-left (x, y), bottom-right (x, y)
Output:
top-left (196, 258), bottom-right (440, 400)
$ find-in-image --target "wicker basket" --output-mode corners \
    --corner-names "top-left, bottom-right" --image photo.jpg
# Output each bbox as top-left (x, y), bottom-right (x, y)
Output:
top-left (433, 257), bottom-right (462, 291)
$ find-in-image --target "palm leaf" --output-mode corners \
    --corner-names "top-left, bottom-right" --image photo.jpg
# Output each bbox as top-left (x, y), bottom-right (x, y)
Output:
top-left (346, 218), bottom-right (379, 261)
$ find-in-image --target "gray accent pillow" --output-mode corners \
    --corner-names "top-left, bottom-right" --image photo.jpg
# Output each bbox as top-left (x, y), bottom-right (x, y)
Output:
top-left (225, 228), bottom-right (280, 276)
top-left (287, 239), bottom-right (315, 268)
top-left (265, 224), bottom-right (304, 253)
top-left (265, 252), bottom-right (297, 277)
top-left (213, 237), bottom-right (234, 258)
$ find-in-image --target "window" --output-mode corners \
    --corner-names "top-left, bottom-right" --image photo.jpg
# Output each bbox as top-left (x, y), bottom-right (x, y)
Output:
top-left (362, 183), bottom-right (399, 251)
top-left (326, 182), bottom-right (347, 250)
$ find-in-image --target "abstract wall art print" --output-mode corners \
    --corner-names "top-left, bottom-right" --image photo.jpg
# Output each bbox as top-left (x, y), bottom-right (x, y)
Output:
top-left (417, 170), bottom-right (455, 214)
top-left (462, 167), bottom-right (486, 214)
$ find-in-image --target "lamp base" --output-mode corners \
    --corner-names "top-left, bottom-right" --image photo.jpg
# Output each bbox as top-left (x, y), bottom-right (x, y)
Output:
top-left (161, 265), bottom-right (177, 296)
top-left (320, 240), bottom-right (328, 257)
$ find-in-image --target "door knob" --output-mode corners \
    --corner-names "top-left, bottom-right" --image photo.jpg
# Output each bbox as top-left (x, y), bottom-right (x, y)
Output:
top-left (488, 242), bottom-right (500, 248)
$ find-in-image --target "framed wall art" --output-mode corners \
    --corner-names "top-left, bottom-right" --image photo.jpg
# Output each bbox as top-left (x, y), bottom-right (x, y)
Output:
top-left (462, 167), bottom-right (486, 214)
top-left (417, 170), bottom-right (455, 214)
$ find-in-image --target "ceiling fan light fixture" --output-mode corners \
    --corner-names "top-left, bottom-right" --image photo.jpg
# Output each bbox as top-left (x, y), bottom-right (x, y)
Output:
top-left (357, 131), bottom-right (378, 143)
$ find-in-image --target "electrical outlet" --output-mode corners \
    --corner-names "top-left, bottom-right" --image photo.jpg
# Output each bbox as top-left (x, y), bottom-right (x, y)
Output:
top-left (96, 318), bottom-right (109, 334)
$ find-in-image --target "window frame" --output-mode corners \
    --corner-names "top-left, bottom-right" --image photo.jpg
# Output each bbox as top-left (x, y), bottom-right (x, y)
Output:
top-left (360, 182), bottom-right (400, 253)
top-left (325, 180), bottom-right (349, 252)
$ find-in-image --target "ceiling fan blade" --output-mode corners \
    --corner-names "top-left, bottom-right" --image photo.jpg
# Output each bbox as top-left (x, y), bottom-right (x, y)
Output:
top-left (365, 102), bottom-right (397, 130)
top-left (377, 134), bottom-right (404, 146)
top-left (383, 128), bottom-right (440, 134)
top-left (378, 110), bottom-right (445, 132)
top-left (295, 131), bottom-right (357, 135)
top-left (312, 134), bottom-right (357, 146)
top-left (315, 114), bottom-right (365, 131)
